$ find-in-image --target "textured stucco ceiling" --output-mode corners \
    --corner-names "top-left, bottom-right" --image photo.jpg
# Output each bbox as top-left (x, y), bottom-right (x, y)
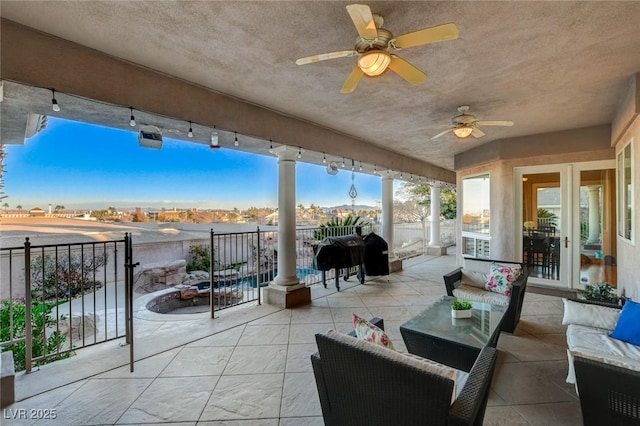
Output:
top-left (2, 1), bottom-right (640, 171)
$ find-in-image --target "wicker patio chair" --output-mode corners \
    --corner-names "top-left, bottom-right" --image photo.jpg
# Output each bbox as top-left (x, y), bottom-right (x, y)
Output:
top-left (311, 328), bottom-right (497, 426)
top-left (443, 258), bottom-right (528, 333)
top-left (574, 355), bottom-right (640, 425)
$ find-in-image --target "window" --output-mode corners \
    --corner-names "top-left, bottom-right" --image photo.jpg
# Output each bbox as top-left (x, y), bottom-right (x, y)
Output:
top-left (462, 174), bottom-right (491, 258)
top-left (617, 141), bottom-right (633, 241)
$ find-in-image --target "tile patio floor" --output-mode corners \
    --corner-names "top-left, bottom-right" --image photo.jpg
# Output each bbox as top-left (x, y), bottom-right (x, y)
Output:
top-left (4, 253), bottom-right (581, 425)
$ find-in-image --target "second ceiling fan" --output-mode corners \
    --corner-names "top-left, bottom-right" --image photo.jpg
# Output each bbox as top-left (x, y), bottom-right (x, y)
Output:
top-left (295, 3), bottom-right (459, 93)
top-left (432, 106), bottom-right (514, 140)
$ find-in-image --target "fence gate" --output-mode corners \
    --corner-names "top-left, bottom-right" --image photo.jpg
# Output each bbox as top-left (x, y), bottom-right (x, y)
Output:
top-left (124, 233), bottom-right (138, 372)
top-left (0, 233), bottom-right (137, 373)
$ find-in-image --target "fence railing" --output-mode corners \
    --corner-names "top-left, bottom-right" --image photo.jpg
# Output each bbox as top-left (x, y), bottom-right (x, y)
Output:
top-left (1, 221), bottom-right (452, 371)
top-left (0, 236), bottom-right (130, 372)
top-left (208, 224), bottom-right (375, 313)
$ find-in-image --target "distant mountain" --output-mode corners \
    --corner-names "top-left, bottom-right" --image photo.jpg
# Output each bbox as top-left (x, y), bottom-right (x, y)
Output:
top-left (323, 204), bottom-right (377, 211)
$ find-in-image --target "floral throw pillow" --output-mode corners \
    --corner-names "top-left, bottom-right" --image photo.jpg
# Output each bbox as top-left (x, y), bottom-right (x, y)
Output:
top-left (352, 314), bottom-right (395, 350)
top-left (484, 263), bottom-right (521, 297)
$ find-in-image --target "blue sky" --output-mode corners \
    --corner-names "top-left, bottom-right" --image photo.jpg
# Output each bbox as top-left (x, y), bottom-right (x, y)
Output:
top-left (4, 117), bottom-right (386, 210)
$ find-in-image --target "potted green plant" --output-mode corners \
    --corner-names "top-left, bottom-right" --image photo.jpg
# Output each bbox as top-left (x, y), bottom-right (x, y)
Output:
top-left (451, 299), bottom-right (473, 318)
top-left (579, 282), bottom-right (619, 305)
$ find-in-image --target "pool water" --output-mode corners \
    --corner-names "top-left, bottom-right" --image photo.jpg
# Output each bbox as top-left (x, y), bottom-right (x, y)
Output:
top-left (242, 267), bottom-right (320, 287)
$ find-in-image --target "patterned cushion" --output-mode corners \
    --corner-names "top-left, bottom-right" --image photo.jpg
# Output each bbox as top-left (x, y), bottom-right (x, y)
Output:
top-left (484, 263), bottom-right (522, 296)
top-left (352, 313), bottom-right (395, 350)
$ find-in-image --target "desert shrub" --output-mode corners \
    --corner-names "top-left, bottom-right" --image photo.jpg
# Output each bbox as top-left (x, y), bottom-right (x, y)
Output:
top-left (30, 252), bottom-right (108, 301)
top-left (0, 300), bottom-right (68, 371)
top-left (186, 245), bottom-right (214, 272)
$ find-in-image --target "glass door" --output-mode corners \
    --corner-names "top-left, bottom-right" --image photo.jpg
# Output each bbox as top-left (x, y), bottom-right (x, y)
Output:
top-left (516, 160), bottom-right (616, 290)
top-left (573, 161), bottom-right (617, 290)
top-left (517, 167), bottom-right (569, 287)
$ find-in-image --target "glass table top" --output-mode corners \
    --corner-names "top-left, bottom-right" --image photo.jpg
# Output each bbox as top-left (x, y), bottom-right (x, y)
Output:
top-left (400, 295), bottom-right (507, 349)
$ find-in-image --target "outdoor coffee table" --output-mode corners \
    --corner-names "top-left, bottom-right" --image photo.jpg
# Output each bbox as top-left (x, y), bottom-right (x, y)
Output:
top-left (400, 295), bottom-right (507, 372)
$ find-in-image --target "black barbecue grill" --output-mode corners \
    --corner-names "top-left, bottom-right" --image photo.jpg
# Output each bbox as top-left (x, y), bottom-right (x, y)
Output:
top-left (363, 232), bottom-right (389, 277)
top-left (313, 229), bottom-right (389, 290)
top-left (313, 234), bottom-right (365, 290)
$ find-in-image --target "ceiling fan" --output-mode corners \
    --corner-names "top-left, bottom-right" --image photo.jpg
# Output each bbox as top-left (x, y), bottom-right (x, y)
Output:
top-left (295, 3), bottom-right (459, 93)
top-left (431, 106), bottom-right (514, 140)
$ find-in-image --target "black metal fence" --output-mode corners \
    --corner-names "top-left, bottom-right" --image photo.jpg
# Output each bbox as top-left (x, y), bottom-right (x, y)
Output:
top-left (0, 235), bottom-right (133, 372)
top-left (208, 224), bottom-right (375, 314)
top-left (0, 224), bottom-right (379, 371)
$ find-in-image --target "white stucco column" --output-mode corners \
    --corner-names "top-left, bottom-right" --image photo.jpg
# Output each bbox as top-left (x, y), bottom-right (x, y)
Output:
top-left (429, 185), bottom-right (441, 246)
top-left (587, 185), bottom-right (602, 245)
top-left (271, 146), bottom-right (301, 288)
top-left (381, 172), bottom-right (395, 259)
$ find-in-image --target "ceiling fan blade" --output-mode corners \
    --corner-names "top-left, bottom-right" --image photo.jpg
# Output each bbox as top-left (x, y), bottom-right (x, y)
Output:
top-left (392, 23), bottom-right (459, 50)
top-left (346, 4), bottom-right (378, 40)
top-left (472, 127), bottom-right (486, 138)
top-left (340, 66), bottom-right (364, 93)
top-left (296, 50), bottom-right (358, 65)
top-left (388, 56), bottom-right (427, 85)
top-left (476, 120), bottom-right (514, 127)
top-left (431, 128), bottom-right (454, 140)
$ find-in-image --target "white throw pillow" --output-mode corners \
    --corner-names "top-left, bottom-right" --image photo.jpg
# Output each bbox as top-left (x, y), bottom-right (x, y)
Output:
top-left (562, 298), bottom-right (620, 330)
top-left (462, 258), bottom-right (491, 274)
top-left (461, 270), bottom-right (488, 288)
top-left (461, 259), bottom-right (490, 288)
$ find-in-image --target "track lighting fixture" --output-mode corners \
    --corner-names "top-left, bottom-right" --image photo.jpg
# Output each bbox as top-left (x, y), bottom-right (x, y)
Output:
top-left (129, 107), bottom-right (136, 127)
top-left (322, 153), bottom-right (327, 164)
top-left (269, 140), bottom-right (274, 153)
top-left (297, 147), bottom-right (302, 159)
top-left (234, 131), bottom-right (239, 146)
top-left (342, 158), bottom-right (346, 168)
top-left (359, 161), bottom-right (363, 171)
top-left (351, 159), bottom-right (355, 171)
top-left (51, 89), bottom-right (60, 112)
top-left (187, 121), bottom-right (193, 138)
top-left (210, 125), bottom-right (219, 148)
top-left (373, 165), bottom-right (378, 174)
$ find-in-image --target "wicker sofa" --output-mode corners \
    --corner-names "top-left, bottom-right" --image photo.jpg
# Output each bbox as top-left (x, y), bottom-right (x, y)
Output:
top-left (562, 298), bottom-right (640, 425)
top-left (443, 258), bottom-right (528, 333)
top-left (311, 319), bottom-right (497, 426)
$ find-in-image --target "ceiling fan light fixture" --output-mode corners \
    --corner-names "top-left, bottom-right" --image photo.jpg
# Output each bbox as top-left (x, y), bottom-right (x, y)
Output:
top-left (453, 126), bottom-right (473, 139)
top-left (357, 50), bottom-right (391, 76)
